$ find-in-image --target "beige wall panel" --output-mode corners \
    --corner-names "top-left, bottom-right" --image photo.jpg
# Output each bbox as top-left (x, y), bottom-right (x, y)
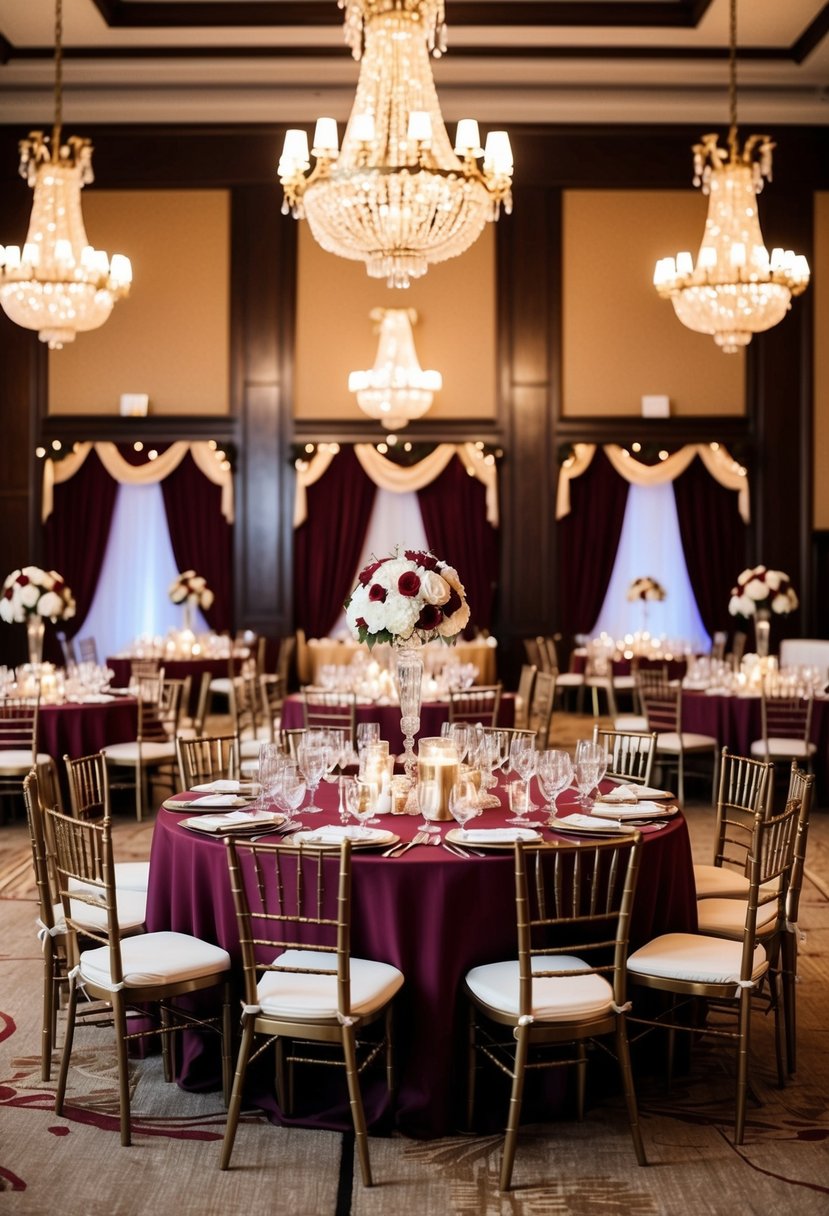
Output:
top-left (48, 190), bottom-right (230, 415)
top-left (562, 190), bottom-right (745, 416)
top-left (814, 194), bottom-right (829, 529)
top-left (294, 223), bottom-right (496, 422)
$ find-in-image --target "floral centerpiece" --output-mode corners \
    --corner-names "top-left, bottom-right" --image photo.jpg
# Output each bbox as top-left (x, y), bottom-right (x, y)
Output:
top-left (169, 570), bottom-right (214, 634)
top-left (345, 549), bottom-right (471, 785)
top-left (728, 566), bottom-right (798, 619)
top-left (344, 549), bottom-right (470, 648)
top-left (626, 576), bottom-right (667, 603)
top-left (1, 566), bottom-right (76, 666)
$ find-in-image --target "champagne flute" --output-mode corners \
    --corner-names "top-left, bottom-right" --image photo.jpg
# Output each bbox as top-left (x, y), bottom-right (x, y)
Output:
top-left (510, 738), bottom-right (538, 813)
top-left (356, 721), bottom-right (380, 758)
top-left (296, 740), bottom-right (326, 814)
top-left (536, 749), bottom-right (573, 820)
top-left (448, 775), bottom-right (481, 838)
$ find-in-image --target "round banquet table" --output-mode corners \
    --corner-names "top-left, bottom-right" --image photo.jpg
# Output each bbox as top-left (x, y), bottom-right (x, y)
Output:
top-left (107, 657), bottom-right (236, 716)
top-left (39, 696), bottom-right (137, 763)
top-left (301, 638), bottom-right (498, 687)
top-left (570, 652), bottom-right (689, 681)
top-left (146, 776), bottom-right (696, 1140)
top-left (281, 692), bottom-right (515, 757)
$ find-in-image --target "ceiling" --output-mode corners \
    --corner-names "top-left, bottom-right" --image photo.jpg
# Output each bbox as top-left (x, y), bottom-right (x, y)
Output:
top-left (0, 0), bottom-right (827, 127)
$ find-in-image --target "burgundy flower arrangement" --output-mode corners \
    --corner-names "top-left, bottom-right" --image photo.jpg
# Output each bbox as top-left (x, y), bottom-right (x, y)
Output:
top-left (345, 549), bottom-right (470, 648)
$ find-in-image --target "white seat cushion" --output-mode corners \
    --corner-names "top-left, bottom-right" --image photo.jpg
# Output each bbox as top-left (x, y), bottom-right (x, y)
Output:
top-left (694, 864), bottom-right (780, 901)
top-left (556, 674), bottom-right (584, 688)
top-left (628, 933), bottom-right (767, 987)
top-left (80, 930), bottom-right (230, 991)
top-left (612, 676), bottom-right (636, 691)
top-left (657, 732), bottom-right (717, 752)
top-left (240, 733), bottom-right (270, 758)
top-left (103, 741), bottom-right (177, 764)
top-left (54, 887), bottom-right (147, 935)
top-left (256, 948), bottom-right (403, 1020)
top-left (465, 955), bottom-right (615, 1022)
top-left (209, 677), bottom-right (232, 696)
top-left (0, 750), bottom-right (56, 771)
top-left (614, 716), bottom-right (649, 733)
top-left (697, 897), bottom-right (778, 937)
top-left (750, 738), bottom-right (816, 760)
top-left (69, 861), bottom-right (150, 895)
top-left (240, 758), bottom-right (259, 776)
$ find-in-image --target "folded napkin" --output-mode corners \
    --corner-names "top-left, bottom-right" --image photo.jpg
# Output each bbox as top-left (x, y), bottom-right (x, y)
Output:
top-left (189, 809), bottom-right (281, 832)
top-left (77, 693), bottom-right (116, 704)
top-left (459, 827), bottom-right (540, 843)
top-left (189, 794), bottom-right (242, 807)
top-left (597, 784), bottom-right (639, 804)
top-left (297, 826), bottom-right (386, 844)
top-left (192, 780), bottom-right (241, 793)
top-left (553, 813), bottom-right (623, 831)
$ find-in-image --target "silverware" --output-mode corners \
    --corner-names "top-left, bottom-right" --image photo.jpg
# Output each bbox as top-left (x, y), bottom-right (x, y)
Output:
top-left (384, 831), bottom-right (427, 858)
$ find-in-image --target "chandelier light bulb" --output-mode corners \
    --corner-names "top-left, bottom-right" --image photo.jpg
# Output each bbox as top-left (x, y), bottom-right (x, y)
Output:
top-left (0, 0), bottom-right (131, 348)
top-left (349, 308), bottom-right (442, 429)
top-left (278, 0), bottom-right (513, 289)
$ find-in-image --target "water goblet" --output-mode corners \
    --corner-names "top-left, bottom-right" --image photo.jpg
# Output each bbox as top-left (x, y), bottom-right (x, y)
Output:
top-left (448, 775), bottom-right (481, 838)
top-left (573, 757), bottom-right (601, 809)
top-left (416, 776), bottom-right (441, 835)
top-left (506, 780), bottom-right (534, 827)
top-left (273, 761), bottom-right (306, 826)
top-left (510, 739), bottom-right (538, 813)
top-left (536, 749), bottom-right (573, 820)
top-left (356, 722), bottom-right (381, 757)
top-left (344, 776), bottom-right (376, 838)
top-left (296, 740), bottom-right (327, 814)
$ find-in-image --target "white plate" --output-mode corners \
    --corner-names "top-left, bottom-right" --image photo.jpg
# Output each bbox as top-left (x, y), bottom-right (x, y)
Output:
top-left (445, 827), bottom-right (541, 849)
top-left (549, 814), bottom-right (627, 835)
top-left (291, 827), bottom-right (398, 848)
top-left (588, 802), bottom-right (676, 821)
top-left (601, 783), bottom-right (673, 800)
top-left (179, 811), bottom-right (285, 835)
top-left (163, 794), bottom-right (256, 811)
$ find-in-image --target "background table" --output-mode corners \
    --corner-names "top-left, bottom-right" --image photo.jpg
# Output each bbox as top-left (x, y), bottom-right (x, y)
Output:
top-left (107, 657), bottom-right (236, 716)
top-left (39, 697), bottom-right (137, 763)
top-left (281, 693), bottom-right (515, 756)
top-left (146, 778), bottom-right (696, 1139)
top-left (300, 638), bottom-right (498, 686)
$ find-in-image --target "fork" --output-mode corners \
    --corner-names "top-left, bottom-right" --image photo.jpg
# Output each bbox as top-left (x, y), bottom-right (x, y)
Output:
top-left (383, 832), bottom-right (427, 858)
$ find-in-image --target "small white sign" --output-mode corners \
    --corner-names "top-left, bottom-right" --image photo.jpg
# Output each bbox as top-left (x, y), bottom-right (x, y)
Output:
top-left (120, 393), bottom-right (149, 417)
top-left (641, 395), bottom-right (670, 418)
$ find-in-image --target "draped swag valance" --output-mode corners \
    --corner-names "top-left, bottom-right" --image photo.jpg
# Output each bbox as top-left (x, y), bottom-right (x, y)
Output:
top-left (556, 443), bottom-right (750, 524)
top-left (294, 442), bottom-right (499, 528)
top-left (42, 441), bottom-right (234, 523)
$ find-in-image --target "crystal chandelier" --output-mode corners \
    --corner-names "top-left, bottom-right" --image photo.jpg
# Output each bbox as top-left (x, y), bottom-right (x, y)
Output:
top-left (653, 0), bottom-right (809, 353)
top-left (278, 0), bottom-right (513, 290)
top-left (0, 0), bottom-right (132, 349)
top-left (349, 308), bottom-right (442, 428)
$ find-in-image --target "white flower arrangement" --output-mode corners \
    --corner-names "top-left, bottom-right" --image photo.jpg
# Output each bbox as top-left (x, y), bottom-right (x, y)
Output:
top-left (169, 570), bottom-right (214, 611)
top-left (728, 566), bottom-right (798, 618)
top-left (0, 566), bottom-right (76, 623)
top-left (345, 549), bottom-right (471, 648)
top-left (626, 576), bottom-right (667, 603)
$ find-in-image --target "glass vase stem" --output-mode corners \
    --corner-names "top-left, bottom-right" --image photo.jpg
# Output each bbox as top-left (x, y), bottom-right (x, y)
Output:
top-left (395, 644), bottom-right (424, 785)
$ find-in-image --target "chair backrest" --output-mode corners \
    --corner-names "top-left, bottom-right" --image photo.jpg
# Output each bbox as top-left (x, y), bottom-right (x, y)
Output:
top-left (636, 665), bottom-right (671, 701)
top-left (176, 734), bottom-right (239, 789)
top-left (592, 727), bottom-right (657, 786)
top-left (759, 692), bottom-right (813, 755)
top-left (63, 751), bottom-right (111, 821)
top-left (259, 674), bottom-right (286, 742)
top-left (710, 749), bottom-right (774, 875)
top-left (229, 672), bottom-right (265, 744)
top-left (277, 635), bottom-right (297, 687)
top-left (514, 664), bottom-right (537, 730)
top-left (527, 671), bottom-right (556, 746)
top-left (0, 695), bottom-right (39, 763)
top-left (280, 727), bottom-right (308, 761)
top-left (537, 636), bottom-right (559, 675)
top-left (138, 678), bottom-right (184, 743)
top-left (785, 763), bottom-right (815, 928)
top-left (224, 837), bottom-right (352, 1016)
top-left (78, 637), bottom-right (99, 665)
top-left (57, 631), bottom-right (77, 666)
top-left (23, 769), bottom-right (59, 931)
top-left (302, 690), bottom-right (357, 742)
top-left (640, 686), bottom-right (680, 735)
top-left (45, 805), bottom-right (121, 974)
top-left (523, 638), bottom-right (543, 672)
top-left (130, 657), bottom-right (161, 682)
top-left (448, 684), bottom-right (502, 727)
top-left (187, 671), bottom-right (213, 737)
top-left (513, 835), bottom-right (642, 1018)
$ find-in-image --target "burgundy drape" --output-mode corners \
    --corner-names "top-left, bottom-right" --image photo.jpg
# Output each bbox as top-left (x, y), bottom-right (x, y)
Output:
top-left (673, 454), bottom-right (747, 639)
top-left (417, 455), bottom-right (499, 635)
top-left (558, 448), bottom-right (629, 635)
top-left (44, 449), bottom-right (119, 643)
top-left (293, 447), bottom-right (377, 638)
top-left (160, 451), bottom-right (234, 632)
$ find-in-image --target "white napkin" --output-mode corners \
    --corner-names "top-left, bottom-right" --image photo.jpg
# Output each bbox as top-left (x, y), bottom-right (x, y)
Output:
top-left (459, 827), bottom-right (540, 843)
top-left (77, 693), bottom-right (115, 704)
top-left (189, 794), bottom-right (241, 807)
top-left (553, 813), bottom-right (623, 831)
top-left (597, 784), bottom-right (639, 804)
top-left (296, 826), bottom-right (387, 844)
top-left (197, 809), bottom-right (276, 828)
top-left (192, 780), bottom-right (241, 793)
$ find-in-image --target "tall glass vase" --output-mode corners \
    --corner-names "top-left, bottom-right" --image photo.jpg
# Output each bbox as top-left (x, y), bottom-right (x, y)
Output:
top-left (395, 641), bottom-right (424, 786)
top-left (182, 601), bottom-right (195, 633)
top-left (755, 609), bottom-right (771, 659)
top-left (26, 615), bottom-right (45, 666)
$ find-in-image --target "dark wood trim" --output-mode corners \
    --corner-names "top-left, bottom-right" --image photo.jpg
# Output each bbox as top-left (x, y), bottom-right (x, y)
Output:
top-left (793, 2), bottom-right (829, 62)
top-left (39, 415), bottom-right (237, 443)
top-left (88, 0), bottom-right (714, 30)
top-left (555, 416), bottom-right (752, 447)
top-left (812, 531), bottom-right (829, 637)
top-left (291, 418), bottom-right (503, 445)
top-left (0, 31), bottom-right (11, 64)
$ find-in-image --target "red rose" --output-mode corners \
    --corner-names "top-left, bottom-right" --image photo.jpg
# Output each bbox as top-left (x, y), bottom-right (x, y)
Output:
top-left (444, 588), bottom-right (461, 616)
top-left (3, 587), bottom-right (12, 600)
top-left (398, 571), bottom-right (421, 597)
top-left (16, 574), bottom-right (29, 586)
top-left (359, 558), bottom-right (388, 587)
top-left (355, 617), bottom-right (368, 629)
top-left (404, 549), bottom-right (439, 572)
top-left (368, 583), bottom-right (387, 603)
top-left (417, 604), bottom-right (442, 631)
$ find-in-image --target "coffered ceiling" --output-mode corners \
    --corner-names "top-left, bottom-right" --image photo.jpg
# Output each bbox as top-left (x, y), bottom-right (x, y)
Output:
top-left (0, 0), bottom-right (827, 125)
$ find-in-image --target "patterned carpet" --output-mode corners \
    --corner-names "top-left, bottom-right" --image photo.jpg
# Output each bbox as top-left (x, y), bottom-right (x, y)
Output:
top-left (1, 722), bottom-right (828, 1215)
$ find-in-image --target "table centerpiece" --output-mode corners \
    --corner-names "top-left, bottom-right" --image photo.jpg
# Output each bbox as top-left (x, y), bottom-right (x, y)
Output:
top-left (728, 565), bottom-right (798, 658)
top-left (168, 569), bottom-right (214, 636)
top-left (0, 566), bottom-right (76, 666)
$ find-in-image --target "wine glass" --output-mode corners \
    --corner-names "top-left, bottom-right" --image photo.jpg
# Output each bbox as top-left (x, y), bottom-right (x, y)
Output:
top-left (296, 740), bottom-right (327, 814)
top-left (536, 749), bottom-right (573, 820)
top-left (344, 776), bottom-right (376, 837)
top-left (356, 722), bottom-right (380, 758)
top-left (449, 723), bottom-right (473, 765)
top-left (448, 775), bottom-right (481, 838)
top-left (251, 742), bottom-right (283, 815)
top-left (506, 779), bottom-right (534, 827)
top-left (416, 776), bottom-right (441, 835)
top-left (510, 738), bottom-right (538, 813)
top-left (273, 761), bottom-right (306, 826)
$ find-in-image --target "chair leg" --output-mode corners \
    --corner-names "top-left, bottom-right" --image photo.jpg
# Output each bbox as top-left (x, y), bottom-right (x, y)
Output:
top-left (113, 993), bottom-right (133, 1147)
top-left (221, 983), bottom-right (233, 1107)
top-left (275, 1036), bottom-right (288, 1112)
top-left (55, 973), bottom-right (79, 1117)
top-left (616, 1020), bottom-right (647, 1166)
top-left (734, 990), bottom-right (752, 1145)
top-left (575, 1041), bottom-right (587, 1121)
top-left (342, 1023), bottom-right (373, 1187)
top-left (782, 933), bottom-right (798, 1075)
top-left (466, 1003), bottom-right (478, 1131)
top-left (221, 1014), bottom-right (256, 1170)
top-left (160, 1003), bottom-right (173, 1083)
top-left (384, 1003), bottom-right (396, 1099)
top-left (41, 946), bottom-right (55, 1082)
top-left (500, 1025), bottom-right (530, 1193)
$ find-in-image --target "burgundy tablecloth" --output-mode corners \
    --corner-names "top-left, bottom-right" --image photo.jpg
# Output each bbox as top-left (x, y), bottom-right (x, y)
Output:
top-left (571, 653), bottom-right (689, 681)
top-left (146, 777), bottom-right (696, 1139)
top-left (281, 693), bottom-right (516, 757)
top-left (39, 698), bottom-right (137, 763)
top-left (107, 657), bottom-right (236, 715)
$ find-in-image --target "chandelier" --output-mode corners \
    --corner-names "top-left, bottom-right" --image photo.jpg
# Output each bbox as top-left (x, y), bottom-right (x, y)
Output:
top-left (278, 0), bottom-right (513, 290)
top-left (0, 0), bottom-right (132, 349)
top-left (349, 308), bottom-right (442, 428)
top-left (652, 0), bottom-right (809, 353)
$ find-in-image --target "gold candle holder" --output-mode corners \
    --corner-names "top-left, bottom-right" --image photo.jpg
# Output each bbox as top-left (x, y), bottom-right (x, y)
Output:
top-left (417, 736), bottom-right (460, 821)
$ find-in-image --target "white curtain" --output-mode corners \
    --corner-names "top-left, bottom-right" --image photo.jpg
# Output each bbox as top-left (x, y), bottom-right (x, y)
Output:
top-left (327, 488), bottom-right (430, 638)
top-left (591, 482), bottom-right (711, 653)
top-left (81, 483), bottom-right (209, 659)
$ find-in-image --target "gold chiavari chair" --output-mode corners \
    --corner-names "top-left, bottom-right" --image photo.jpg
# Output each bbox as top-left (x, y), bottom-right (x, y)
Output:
top-left (259, 673), bottom-right (286, 742)
top-left (0, 693), bottom-right (61, 818)
top-left (750, 690), bottom-right (816, 771)
top-left (102, 678), bottom-right (183, 819)
top-left (63, 752), bottom-right (151, 892)
top-left (301, 688), bottom-right (357, 744)
top-left (48, 804), bottom-right (232, 1146)
top-left (640, 685), bottom-right (718, 808)
top-left (229, 673), bottom-right (271, 770)
top-left (448, 684), bottom-right (502, 728)
top-left (175, 734), bottom-right (239, 790)
top-left (220, 838), bottom-right (404, 1184)
top-left (464, 835), bottom-right (646, 1191)
top-left (513, 663), bottom-right (537, 730)
top-left (527, 670), bottom-right (556, 746)
top-left (627, 795), bottom-right (800, 1141)
top-left (592, 726), bottom-right (657, 787)
top-left (279, 727), bottom-right (308, 761)
top-left (779, 764), bottom-right (816, 1075)
top-left (693, 750), bottom-right (773, 899)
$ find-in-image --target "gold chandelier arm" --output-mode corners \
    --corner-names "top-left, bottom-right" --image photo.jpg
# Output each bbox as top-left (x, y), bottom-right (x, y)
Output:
top-left (53, 0), bottom-right (63, 153)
